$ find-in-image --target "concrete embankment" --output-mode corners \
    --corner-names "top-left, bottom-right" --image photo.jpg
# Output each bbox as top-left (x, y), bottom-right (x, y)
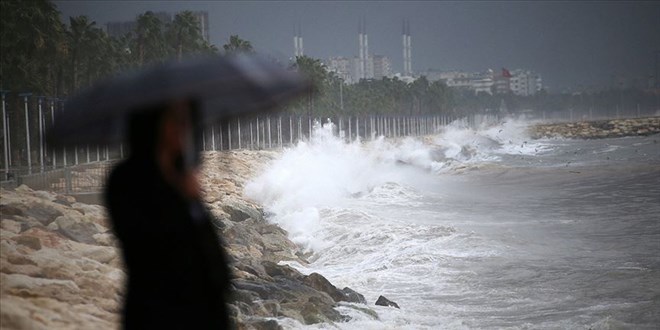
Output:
top-left (530, 117), bottom-right (660, 139)
top-left (1, 150), bottom-right (376, 329)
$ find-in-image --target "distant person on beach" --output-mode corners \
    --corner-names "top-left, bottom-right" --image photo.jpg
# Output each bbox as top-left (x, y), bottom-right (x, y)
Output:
top-left (105, 100), bottom-right (233, 329)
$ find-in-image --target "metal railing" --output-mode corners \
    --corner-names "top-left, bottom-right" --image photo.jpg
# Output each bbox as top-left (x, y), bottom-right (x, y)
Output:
top-left (1, 161), bottom-right (113, 194)
top-left (2, 111), bottom-right (494, 192)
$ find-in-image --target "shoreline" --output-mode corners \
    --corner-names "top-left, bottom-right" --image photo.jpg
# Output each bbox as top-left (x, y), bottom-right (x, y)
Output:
top-left (529, 116), bottom-right (660, 139)
top-left (4, 116), bottom-right (657, 328)
top-left (0, 150), bottom-right (376, 329)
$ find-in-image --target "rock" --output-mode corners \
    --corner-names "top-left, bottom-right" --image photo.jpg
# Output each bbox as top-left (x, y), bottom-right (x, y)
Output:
top-left (1, 219), bottom-right (22, 234)
top-left (71, 202), bottom-right (105, 219)
top-left (303, 273), bottom-right (345, 303)
top-left (0, 151), bottom-right (366, 329)
top-left (223, 199), bottom-right (263, 222)
top-left (0, 204), bottom-right (25, 218)
top-left (15, 184), bottom-right (33, 193)
top-left (245, 319), bottom-right (282, 330)
top-left (58, 221), bottom-right (99, 244)
top-left (531, 117), bottom-right (660, 140)
top-left (375, 295), bottom-right (400, 309)
top-left (92, 232), bottom-right (116, 246)
top-left (54, 194), bottom-right (76, 206)
top-left (33, 190), bottom-right (57, 201)
top-left (341, 287), bottom-right (367, 304)
top-left (12, 235), bottom-right (42, 250)
top-left (81, 246), bottom-right (118, 264)
top-left (261, 261), bottom-right (301, 279)
top-left (24, 202), bottom-right (63, 226)
top-left (300, 296), bottom-right (347, 324)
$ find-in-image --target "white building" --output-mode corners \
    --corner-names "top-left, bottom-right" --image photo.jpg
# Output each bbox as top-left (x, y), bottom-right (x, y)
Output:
top-left (326, 56), bottom-right (353, 83)
top-left (325, 54), bottom-right (391, 84)
top-left (421, 68), bottom-right (542, 96)
top-left (372, 55), bottom-right (392, 80)
top-left (510, 70), bottom-right (543, 96)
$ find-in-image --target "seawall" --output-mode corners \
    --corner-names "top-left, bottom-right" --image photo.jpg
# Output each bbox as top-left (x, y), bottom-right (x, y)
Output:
top-left (0, 150), bottom-right (375, 329)
top-left (530, 117), bottom-right (660, 139)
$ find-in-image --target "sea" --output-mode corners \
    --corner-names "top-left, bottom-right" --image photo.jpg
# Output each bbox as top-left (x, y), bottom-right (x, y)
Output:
top-left (244, 118), bottom-right (660, 329)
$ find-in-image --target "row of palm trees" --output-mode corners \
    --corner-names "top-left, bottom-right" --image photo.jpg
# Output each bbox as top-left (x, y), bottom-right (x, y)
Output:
top-left (288, 56), bottom-right (456, 117)
top-left (0, 0), bottom-right (248, 98)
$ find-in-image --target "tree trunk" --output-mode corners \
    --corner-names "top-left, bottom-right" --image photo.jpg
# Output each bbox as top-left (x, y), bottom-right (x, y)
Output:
top-left (70, 54), bottom-right (78, 94)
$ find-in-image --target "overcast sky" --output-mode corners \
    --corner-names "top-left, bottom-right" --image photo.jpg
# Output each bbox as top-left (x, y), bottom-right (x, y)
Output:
top-left (54, 1), bottom-right (660, 91)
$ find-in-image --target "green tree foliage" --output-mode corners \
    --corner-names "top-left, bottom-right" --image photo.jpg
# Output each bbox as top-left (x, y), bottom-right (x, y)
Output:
top-left (285, 56), bottom-right (335, 115)
top-left (285, 56), bottom-right (455, 118)
top-left (222, 35), bottom-right (254, 55)
top-left (134, 11), bottom-right (167, 65)
top-left (1, 2), bottom-right (221, 96)
top-left (1, 0), bottom-right (66, 95)
top-left (168, 11), bottom-right (213, 61)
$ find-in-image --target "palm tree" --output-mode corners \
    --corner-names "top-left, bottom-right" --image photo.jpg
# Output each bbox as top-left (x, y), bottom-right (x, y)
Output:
top-left (222, 35), bottom-right (254, 55)
top-left (167, 11), bottom-right (203, 61)
top-left (67, 16), bottom-right (96, 93)
top-left (135, 11), bottom-right (166, 65)
top-left (1, 0), bottom-right (66, 95)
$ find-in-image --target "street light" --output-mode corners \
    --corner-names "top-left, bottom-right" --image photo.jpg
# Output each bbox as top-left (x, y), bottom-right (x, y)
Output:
top-left (1, 90), bottom-right (9, 180)
top-left (18, 92), bottom-right (32, 174)
top-left (38, 96), bottom-right (45, 172)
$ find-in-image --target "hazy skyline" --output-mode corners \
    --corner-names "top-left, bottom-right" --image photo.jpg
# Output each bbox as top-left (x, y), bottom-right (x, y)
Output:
top-left (54, 1), bottom-right (660, 91)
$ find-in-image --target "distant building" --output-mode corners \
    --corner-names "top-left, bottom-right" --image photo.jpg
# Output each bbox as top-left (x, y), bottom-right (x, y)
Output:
top-left (326, 56), bottom-right (353, 83)
top-left (106, 10), bottom-right (210, 42)
top-left (472, 70), bottom-right (494, 95)
top-left (492, 69), bottom-right (512, 95)
top-left (509, 70), bottom-right (542, 96)
top-left (325, 54), bottom-right (392, 84)
top-left (402, 20), bottom-right (412, 77)
top-left (420, 68), bottom-right (541, 96)
top-left (372, 55), bottom-right (392, 79)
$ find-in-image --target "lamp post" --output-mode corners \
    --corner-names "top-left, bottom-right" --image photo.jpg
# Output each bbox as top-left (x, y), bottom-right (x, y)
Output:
top-left (1, 90), bottom-right (9, 180)
top-left (49, 98), bottom-right (57, 168)
top-left (38, 97), bottom-right (45, 172)
top-left (18, 93), bottom-right (32, 174)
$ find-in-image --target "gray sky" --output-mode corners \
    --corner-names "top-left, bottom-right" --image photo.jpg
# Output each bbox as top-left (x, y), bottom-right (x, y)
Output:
top-left (54, 1), bottom-right (660, 91)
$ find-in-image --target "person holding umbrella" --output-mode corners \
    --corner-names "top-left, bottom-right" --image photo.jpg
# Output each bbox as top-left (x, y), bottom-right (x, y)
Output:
top-left (50, 55), bottom-right (310, 329)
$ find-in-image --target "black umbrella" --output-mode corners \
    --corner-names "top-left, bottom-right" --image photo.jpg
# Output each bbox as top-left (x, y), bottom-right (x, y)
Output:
top-left (50, 55), bottom-right (310, 146)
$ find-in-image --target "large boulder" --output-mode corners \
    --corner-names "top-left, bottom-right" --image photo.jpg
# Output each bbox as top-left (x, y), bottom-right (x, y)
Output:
top-left (375, 295), bottom-right (400, 309)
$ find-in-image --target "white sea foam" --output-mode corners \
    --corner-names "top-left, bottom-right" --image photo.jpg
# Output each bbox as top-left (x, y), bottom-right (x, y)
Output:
top-left (245, 119), bottom-right (509, 325)
top-left (241, 118), bottom-right (660, 328)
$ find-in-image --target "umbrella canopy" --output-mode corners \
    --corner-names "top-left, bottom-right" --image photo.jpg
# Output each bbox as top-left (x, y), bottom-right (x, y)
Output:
top-left (50, 55), bottom-right (310, 146)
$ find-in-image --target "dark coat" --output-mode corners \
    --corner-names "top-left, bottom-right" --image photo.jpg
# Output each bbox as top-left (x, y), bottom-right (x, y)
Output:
top-left (105, 157), bottom-right (232, 329)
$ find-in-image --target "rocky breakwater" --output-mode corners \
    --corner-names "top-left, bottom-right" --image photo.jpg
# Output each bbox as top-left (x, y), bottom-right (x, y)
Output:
top-left (201, 151), bottom-right (376, 328)
top-left (530, 117), bottom-right (660, 139)
top-left (1, 150), bottom-right (376, 329)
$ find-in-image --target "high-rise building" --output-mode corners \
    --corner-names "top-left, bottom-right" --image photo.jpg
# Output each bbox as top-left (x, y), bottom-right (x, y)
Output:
top-left (325, 54), bottom-right (390, 84)
top-left (402, 20), bottom-right (412, 77)
top-left (358, 17), bottom-right (369, 80)
top-left (326, 56), bottom-right (352, 83)
top-left (293, 23), bottom-right (303, 58)
top-left (372, 55), bottom-right (392, 79)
